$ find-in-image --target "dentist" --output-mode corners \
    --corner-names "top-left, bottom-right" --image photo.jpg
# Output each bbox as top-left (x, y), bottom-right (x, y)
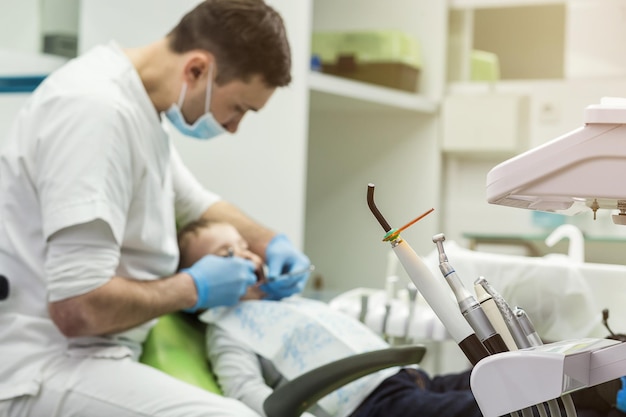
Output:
top-left (0, 1), bottom-right (310, 416)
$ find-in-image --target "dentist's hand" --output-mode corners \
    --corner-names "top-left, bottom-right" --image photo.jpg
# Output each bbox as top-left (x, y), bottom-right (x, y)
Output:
top-left (260, 234), bottom-right (311, 300)
top-left (182, 255), bottom-right (257, 312)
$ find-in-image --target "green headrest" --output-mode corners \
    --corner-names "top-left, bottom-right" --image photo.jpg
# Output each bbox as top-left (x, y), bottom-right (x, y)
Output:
top-left (139, 312), bottom-right (222, 395)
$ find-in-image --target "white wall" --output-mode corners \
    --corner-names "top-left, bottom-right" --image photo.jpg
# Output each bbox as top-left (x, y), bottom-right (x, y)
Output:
top-left (0, 0), bottom-right (40, 53)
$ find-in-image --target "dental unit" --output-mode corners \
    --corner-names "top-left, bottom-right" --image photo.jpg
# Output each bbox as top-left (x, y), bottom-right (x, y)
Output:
top-left (367, 184), bottom-right (490, 365)
top-left (469, 97), bottom-right (626, 417)
top-left (368, 147), bottom-right (626, 417)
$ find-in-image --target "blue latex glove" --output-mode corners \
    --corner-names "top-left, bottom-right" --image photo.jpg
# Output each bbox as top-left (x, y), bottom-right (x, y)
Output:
top-left (182, 254), bottom-right (257, 312)
top-left (260, 234), bottom-right (311, 300)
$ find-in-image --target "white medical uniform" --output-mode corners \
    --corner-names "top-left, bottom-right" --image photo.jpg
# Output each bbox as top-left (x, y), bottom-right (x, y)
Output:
top-left (0, 42), bottom-right (260, 417)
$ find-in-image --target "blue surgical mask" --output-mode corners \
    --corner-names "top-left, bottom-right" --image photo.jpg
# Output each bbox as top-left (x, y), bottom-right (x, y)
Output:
top-left (165, 66), bottom-right (226, 140)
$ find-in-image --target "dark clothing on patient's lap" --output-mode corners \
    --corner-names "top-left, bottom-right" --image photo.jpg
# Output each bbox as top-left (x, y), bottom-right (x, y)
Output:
top-left (350, 368), bottom-right (481, 417)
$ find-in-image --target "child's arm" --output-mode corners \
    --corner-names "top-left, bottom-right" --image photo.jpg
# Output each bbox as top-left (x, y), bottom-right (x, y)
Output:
top-left (206, 324), bottom-right (273, 415)
top-left (207, 324), bottom-right (319, 417)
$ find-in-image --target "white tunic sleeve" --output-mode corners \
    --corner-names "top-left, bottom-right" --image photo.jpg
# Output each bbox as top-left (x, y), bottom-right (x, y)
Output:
top-left (35, 92), bottom-right (134, 244)
top-left (45, 219), bottom-right (119, 302)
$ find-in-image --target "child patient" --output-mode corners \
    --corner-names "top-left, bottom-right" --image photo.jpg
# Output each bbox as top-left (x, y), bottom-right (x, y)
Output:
top-left (177, 219), bottom-right (622, 417)
top-left (178, 218), bottom-right (482, 417)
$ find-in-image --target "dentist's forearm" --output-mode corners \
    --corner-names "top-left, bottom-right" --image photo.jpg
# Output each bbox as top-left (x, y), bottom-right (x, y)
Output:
top-left (48, 272), bottom-right (197, 337)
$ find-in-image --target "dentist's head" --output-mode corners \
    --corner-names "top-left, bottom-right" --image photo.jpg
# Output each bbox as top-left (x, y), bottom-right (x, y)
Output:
top-left (130, 0), bottom-right (291, 138)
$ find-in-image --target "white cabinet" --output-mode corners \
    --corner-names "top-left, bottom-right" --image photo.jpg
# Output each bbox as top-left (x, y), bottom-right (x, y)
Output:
top-left (565, 0), bottom-right (626, 79)
top-left (444, 0), bottom-right (626, 154)
top-left (304, 0), bottom-right (447, 293)
top-left (449, 0), bottom-right (626, 83)
top-left (448, 2), bottom-right (566, 82)
top-left (441, 93), bottom-right (528, 155)
top-left (440, 0), bottom-right (626, 251)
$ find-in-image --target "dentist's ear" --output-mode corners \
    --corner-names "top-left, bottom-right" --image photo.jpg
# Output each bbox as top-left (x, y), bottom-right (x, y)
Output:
top-left (183, 52), bottom-right (212, 83)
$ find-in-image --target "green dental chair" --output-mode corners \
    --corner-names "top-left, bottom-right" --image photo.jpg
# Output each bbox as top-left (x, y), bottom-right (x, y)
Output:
top-left (140, 312), bottom-right (426, 417)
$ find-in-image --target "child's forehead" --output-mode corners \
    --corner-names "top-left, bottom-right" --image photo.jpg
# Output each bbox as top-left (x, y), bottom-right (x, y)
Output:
top-left (205, 222), bottom-right (238, 235)
top-left (199, 223), bottom-right (241, 242)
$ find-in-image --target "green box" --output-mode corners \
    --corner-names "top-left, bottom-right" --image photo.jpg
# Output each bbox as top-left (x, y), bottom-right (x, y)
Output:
top-left (312, 30), bottom-right (422, 92)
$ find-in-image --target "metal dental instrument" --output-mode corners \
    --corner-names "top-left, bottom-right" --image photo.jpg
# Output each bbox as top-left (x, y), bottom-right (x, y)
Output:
top-left (267, 265), bottom-right (316, 282)
top-left (474, 278), bottom-right (518, 351)
top-left (432, 233), bottom-right (508, 355)
top-left (514, 307), bottom-right (542, 348)
top-left (367, 184), bottom-right (490, 365)
top-left (475, 278), bottom-right (542, 417)
top-left (515, 307), bottom-right (576, 417)
top-left (478, 278), bottom-right (532, 350)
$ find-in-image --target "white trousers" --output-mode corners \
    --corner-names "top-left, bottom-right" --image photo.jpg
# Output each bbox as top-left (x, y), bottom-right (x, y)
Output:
top-left (0, 355), bottom-right (261, 417)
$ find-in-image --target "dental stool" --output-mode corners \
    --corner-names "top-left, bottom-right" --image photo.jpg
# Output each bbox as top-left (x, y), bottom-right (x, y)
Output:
top-left (140, 312), bottom-right (427, 417)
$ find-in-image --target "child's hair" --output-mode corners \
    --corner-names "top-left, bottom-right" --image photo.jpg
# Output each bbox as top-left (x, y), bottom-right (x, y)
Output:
top-left (177, 218), bottom-right (222, 270)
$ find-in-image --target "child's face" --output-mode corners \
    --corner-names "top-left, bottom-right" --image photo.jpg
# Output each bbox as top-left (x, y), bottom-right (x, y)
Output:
top-left (186, 223), bottom-right (266, 301)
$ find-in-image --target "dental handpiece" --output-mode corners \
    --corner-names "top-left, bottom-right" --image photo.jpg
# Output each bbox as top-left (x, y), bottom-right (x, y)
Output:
top-left (478, 278), bottom-right (532, 349)
top-left (474, 278), bottom-right (518, 351)
top-left (471, 299), bottom-right (538, 417)
top-left (390, 238), bottom-right (490, 365)
top-left (515, 308), bottom-right (576, 417)
top-left (432, 234), bottom-right (508, 355)
top-left (514, 307), bottom-right (542, 347)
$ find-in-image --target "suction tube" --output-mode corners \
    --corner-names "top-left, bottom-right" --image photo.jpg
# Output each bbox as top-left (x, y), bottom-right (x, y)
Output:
top-left (366, 184), bottom-right (489, 365)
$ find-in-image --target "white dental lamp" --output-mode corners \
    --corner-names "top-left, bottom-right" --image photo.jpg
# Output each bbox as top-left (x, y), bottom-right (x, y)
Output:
top-left (487, 97), bottom-right (626, 225)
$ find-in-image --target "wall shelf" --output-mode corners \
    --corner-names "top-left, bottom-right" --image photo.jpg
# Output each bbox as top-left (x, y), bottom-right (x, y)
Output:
top-left (308, 71), bottom-right (437, 113)
top-left (450, 0), bottom-right (565, 9)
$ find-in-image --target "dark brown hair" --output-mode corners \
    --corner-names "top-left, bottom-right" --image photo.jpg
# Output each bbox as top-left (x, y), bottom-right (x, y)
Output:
top-left (177, 218), bottom-right (218, 270)
top-left (167, 0), bottom-right (291, 87)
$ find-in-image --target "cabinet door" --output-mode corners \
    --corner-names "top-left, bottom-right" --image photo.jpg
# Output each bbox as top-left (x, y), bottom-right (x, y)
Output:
top-left (442, 94), bottom-right (529, 154)
top-left (566, 0), bottom-right (626, 79)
